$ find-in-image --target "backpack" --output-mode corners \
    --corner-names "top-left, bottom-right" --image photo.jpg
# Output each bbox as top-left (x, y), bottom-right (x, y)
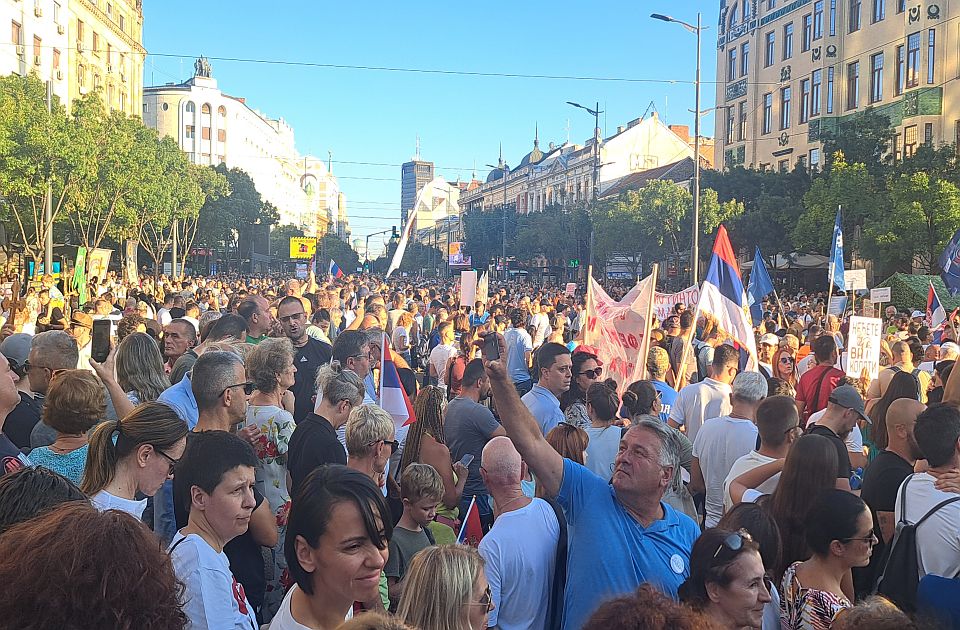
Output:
top-left (888, 365), bottom-right (923, 397)
top-left (874, 474), bottom-right (960, 611)
top-left (543, 497), bottom-right (568, 630)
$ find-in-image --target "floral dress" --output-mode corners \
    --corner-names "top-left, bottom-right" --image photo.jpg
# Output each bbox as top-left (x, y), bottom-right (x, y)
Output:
top-left (245, 404), bottom-right (295, 621)
top-left (780, 561), bottom-right (852, 629)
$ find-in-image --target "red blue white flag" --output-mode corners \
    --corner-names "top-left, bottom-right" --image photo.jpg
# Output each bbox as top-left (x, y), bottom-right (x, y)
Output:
top-left (378, 333), bottom-right (416, 428)
top-left (329, 259), bottom-right (344, 279)
top-left (457, 496), bottom-right (484, 546)
top-left (928, 281), bottom-right (947, 331)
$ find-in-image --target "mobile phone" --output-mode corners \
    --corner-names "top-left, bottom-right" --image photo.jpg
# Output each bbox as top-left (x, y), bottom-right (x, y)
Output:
top-left (458, 453), bottom-right (475, 468)
top-left (91, 319), bottom-right (111, 363)
top-left (483, 333), bottom-right (500, 361)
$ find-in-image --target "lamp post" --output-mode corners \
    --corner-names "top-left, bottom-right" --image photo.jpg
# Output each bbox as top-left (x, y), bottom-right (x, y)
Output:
top-left (365, 227), bottom-right (393, 274)
top-left (567, 101), bottom-right (603, 279)
top-left (485, 161), bottom-right (510, 281)
top-left (651, 11), bottom-right (703, 286)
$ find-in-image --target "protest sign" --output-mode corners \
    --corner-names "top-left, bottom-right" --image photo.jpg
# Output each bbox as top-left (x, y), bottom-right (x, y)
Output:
top-left (565, 282), bottom-right (577, 297)
top-left (584, 275), bottom-right (654, 392)
top-left (846, 316), bottom-right (883, 382)
top-left (653, 285), bottom-right (700, 321)
top-left (828, 295), bottom-right (848, 316)
top-left (846, 269), bottom-right (867, 291)
top-left (870, 287), bottom-right (891, 303)
top-left (459, 271), bottom-right (478, 307)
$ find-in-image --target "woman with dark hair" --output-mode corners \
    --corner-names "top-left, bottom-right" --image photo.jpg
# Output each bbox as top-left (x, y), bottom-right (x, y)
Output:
top-left (397, 385), bottom-right (467, 543)
top-left (0, 466), bottom-right (86, 535)
top-left (864, 371), bottom-right (922, 460)
top-left (718, 503), bottom-right (783, 630)
top-left (584, 381), bottom-right (621, 481)
top-left (678, 528), bottom-right (772, 629)
top-left (444, 334), bottom-right (476, 401)
top-left (781, 490), bottom-right (876, 628)
top-left (81, 401), bottom-right (187, 519)
top-left (621, 380), bottom-right (661, 422)
top-left (728, 434), bottom-right (839, 582)
top-left (560, 350), bottom-right (601, 430)
top-left (0, 502), bottom-right (188, 629)
top-left (275, 464), bottom-right (393, 629)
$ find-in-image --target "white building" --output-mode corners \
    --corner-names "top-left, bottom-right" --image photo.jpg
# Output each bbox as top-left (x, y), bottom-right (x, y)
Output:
top-left (142, 59), bottom-right (340, 237)
top-left (1, 0), bottom-right (70, 103)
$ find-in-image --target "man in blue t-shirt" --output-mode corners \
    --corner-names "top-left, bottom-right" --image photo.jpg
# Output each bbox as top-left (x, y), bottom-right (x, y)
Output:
top-left (647, 347), bottom-right (679, 423)
top-left (481, 332), bottom-right (701, 630)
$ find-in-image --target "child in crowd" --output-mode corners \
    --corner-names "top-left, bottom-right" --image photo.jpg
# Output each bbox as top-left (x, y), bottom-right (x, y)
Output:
top-left (385, 463), bottom-right (443, 608)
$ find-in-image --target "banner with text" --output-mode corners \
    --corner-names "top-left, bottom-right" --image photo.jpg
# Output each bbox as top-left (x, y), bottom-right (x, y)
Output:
top-left (846, 316), bottom-right (884, 382)
top-left (124, 240), bottom-right (138, 285)
top-left (654, 285), bottom-right (701, 321)
top-left (460, 271), bottom-right (478, 307)
top-left (584, 274), bottom-right (655, 393)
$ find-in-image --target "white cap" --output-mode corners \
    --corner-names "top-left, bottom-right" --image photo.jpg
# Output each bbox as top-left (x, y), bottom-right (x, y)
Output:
top-left (912, 310), bottom-right (925, 318)
top-left (759, 333), bottom-right (779, 346)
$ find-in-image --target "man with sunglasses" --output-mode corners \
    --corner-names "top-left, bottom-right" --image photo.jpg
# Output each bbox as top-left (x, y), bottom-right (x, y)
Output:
top-left (345, 404), bottom-right (397, 491)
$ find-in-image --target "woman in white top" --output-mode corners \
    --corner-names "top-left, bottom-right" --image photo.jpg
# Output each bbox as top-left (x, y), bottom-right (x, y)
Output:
top-left (272, 465), bottom-right (392, 630)
top-left (81, 401), bottom-right (187, 520)
top-left (583, 381), bottom-right (622, 481)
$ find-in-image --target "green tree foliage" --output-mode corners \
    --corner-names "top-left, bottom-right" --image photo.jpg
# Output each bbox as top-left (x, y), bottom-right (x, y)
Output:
top-left (820, 108), bottom-right (895, 176)
top-left (196, 164), bottom-right (279, 262)
top-left (462, 206), bottom-right (517, 268)
top-left (270, 223), bottom-right (305, 258)
top-left (174, 165), bottom-right (230, 274)
top-left (320, 233), bottom-right (360, 273)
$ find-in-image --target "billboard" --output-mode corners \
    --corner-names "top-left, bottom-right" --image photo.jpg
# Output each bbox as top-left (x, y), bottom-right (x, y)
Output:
top-left (289, 237), bottom-right (317, 259)
top-left (448, 241), bottom-right (471, 267)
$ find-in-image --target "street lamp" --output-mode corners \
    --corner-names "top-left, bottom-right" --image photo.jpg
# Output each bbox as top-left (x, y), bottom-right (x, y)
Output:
top-left (486, 160), bottom-right (510, 281)
top-left (651, 11), bottom-right (703, 286)
top-left (567, 101), bottom-right (603, 277)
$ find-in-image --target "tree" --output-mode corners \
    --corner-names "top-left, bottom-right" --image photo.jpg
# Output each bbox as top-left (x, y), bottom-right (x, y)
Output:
top-left (174, 165), bottom-right (230, 275)
top-left (320, 233), bottom-right (360, 274)
top-left (820, 108), bottom-right (894, 176)
top-left (196, 165), bottom-right (277, 265)
top-left (270, 223), bottom-right (305, 259)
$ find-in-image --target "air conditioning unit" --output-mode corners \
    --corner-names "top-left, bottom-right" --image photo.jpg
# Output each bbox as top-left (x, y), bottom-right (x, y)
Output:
top-left (56, 69), bottom-right (63, 80)
top-left (15, 45), bottom-right (25, 57)
top-left (33, 55), bottom-right (41, 66)
top-left (57, 24), bottom-right (65, 35)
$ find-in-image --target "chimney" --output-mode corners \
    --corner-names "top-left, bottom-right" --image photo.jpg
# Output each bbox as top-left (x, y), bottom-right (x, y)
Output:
top-left (669, 124), bottom-right (691, 143)
top-left (617, 125), bottom-right (626, 134)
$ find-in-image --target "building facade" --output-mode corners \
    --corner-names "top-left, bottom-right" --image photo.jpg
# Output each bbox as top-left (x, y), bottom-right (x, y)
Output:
top-left (2, 0), bottom-right (144, 115)
top-left (460, 113), bottom-right (698, 214)
top-left (714, 0), bottom-right (957, 171)
top-left (142, 60), bottom-right (341, 238)
top-left (401, 156), bottom-right (434, 227)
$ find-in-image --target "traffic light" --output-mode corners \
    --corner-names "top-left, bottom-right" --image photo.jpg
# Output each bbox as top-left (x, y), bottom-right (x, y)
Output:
top-left (568, 258), bottom-right (580, 268)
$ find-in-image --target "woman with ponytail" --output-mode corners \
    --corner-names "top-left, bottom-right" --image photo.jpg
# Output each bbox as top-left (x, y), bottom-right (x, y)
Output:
top-left (81, 402), bottom-right (188, 519)
top-left (584, 381), bottom-right (622, 481)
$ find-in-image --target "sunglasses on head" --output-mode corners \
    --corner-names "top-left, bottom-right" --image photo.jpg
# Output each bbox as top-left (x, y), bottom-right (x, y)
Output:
top-left (580, 367), bottom-right (603, 379)
top-left (713, 529), bottom-right (754, 559)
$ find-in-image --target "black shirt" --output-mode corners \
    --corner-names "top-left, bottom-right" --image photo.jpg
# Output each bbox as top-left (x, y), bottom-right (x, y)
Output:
top-left (290, 337), bottom-right (333, 423)
top-left (807, 424), bottom-right (852, 480)
top-left (854, 449), bottom-right (914, 597)
top-left (2, 393), bottom-right (41, 450)
top-left (287, 413), bottom-right (346, 493)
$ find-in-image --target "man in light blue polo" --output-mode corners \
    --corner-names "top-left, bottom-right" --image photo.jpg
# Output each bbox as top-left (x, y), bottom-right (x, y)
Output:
top-left (522, 342), bottom-right (571, 435)
top-left (504, 309), bottom-right (534, 396)
top-left (483, 332), bottom-right (700, 630)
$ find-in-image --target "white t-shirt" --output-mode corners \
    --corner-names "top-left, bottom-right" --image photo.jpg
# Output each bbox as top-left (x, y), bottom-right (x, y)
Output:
top-left (91, 490), bottom-right (148, 520)
top-left (723, 450), bottom-right (782, 512)
top-left (478, 498), bottom-right (559, 630)
top-left (668, 378), bottom-right (732, 445)
top-left (529, 312), bottom-right (551, 348)
top-left (894, 472), bottom-right (960, 578)
top-left (584, 425), bottom-right (621, 482)
top-left (693, 415), bottom-right (759, 528)
top-left (269, 584), bottom-right (352, 629)
top-left (168, 531), bottom-right (259, 630)
top-left (429, 343), bottom-right (458, 388)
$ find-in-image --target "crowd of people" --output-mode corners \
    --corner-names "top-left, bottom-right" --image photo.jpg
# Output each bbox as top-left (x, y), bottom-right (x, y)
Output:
top-left (0, 268), bottom-right (958, 629)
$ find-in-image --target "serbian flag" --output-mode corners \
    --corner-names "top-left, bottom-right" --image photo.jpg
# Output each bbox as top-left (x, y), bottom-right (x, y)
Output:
top-left (378, 333), bottom-right (416, 428)
top-left (457, 496), bottom-right (484, 547)
top-left (928, 282), bottom-right (947, 330)
top-left (329, 259), bottom-right (344, 279)
top-left (694, 225), bottom-right (758, 371)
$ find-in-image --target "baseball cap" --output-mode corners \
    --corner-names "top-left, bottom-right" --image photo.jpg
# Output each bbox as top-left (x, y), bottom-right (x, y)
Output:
top-left (911, 310), bottom-right (925, 318)
top-left (0, 333), bottom-right (32, 374)
top-left (828, 384), bottom-right (871, 423)
top-left (759, 333), bottom-right (779, 346)
top-left (71, 312), bottom-right (93, 330)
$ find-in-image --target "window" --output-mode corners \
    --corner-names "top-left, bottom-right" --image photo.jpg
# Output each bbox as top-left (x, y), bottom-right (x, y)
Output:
top-left (217, 129), bottom-right (226, 142)
top-left (33, 35), bottom-right (41, 60)
top-left (186, 102), bottom-right (195, 114)
top-left (870, 52), bottom-right (883, 102)
top-left (924, 122), bottom-right (934, 144)
top-left (904, 124), bottom-right (918, 157)
top-left (92, 31), bottom-right (99, 56)
top-left (729, 3), bottom-right (738, 28)
top-left (814, 1), bottom-right (824, 38)
top-left (161, 102), bottom-right (168, 111)
top-left (784, 23), bottom-right (794, 59)
top-left (781, 87), bottom-right (792, 129)
top-left (906, 31), bottom-right (920, 88)
top-left (798, 155), bottom-right (808, 168)
top-left (802, 14), bottom-right (813, 51)
top-left (849, 0), bottom-right (862, 32)
top-left (893, 132), bottom-right (901, 161)
top-left (800, 78), bottom-right (811, 123)
top-left (201, 103), bottom-right (211, 115)
top-left (847, 61), bottom-right (860, 109)
top-left (763, 93), bottom-right (773, 133)
top-left (765, 31), bottom-right (776, 67)
top-left (811, 69), bottom-right (822, 115)
top-left (743, 0), bottom-right (752, 19)
top-left (201, 127), bottom-right (210, 141)
top-left (728, 48), bottom-right (737, 80)
top-left (768, 0), bottom-right (776, 9)
top-left (76, 19), bottom-right (84, 46)
top-left (830, 0), bottom-right (837, 35)
top-left (738, 101), bottom-right (747, 140)
top-left (872, 0), bottom-right (885, 22)
top-left (726, 107), bottom-right (735, 143)
top-left (810, 148), bottom-right (821, 168)
top-left (185, 125), bottom-right (195, 139)
top-left (78, 64), bottom-right (84, 86)
top-left (53, 48), bottom-right (60, 69)
top-left (927, 29), bottom-right (935, 84)
top-left (827, 66), bottom-right (835, 112)
top-left (896, 0), bottom-right (905, 12)
top-left (779, 159), bottom-right (790, 172)
top-left (895, 45), bottom-right (905, 95)
top-left (11, 20), bottom-right (21, 46)
top-left (741, 42), bottom-right (750, 76)
top-left (54, 2), bottom-right (61, 25)
top-left (119, 15), bottom-right (125, 33)
top-left (218, 105), bottom-right (226, 117)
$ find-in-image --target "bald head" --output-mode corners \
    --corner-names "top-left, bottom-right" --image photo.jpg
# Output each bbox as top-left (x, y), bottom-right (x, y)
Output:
top-left (481, 436), bottom-right (522, 486)
top-left (887, 398), bottom-right (926, 432)
top-left (891, 341), bottom-right (911, 361)
top-left (886, 398), bottom-right (926, 461)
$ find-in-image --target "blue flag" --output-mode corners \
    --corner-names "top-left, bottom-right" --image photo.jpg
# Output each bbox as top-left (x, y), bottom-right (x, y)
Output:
top-left (830, 208), bottom-right (845, 291)
top-left (940, 227), bottom-right (960, 296)
top-left (747, 246), bottom-right (775, 326)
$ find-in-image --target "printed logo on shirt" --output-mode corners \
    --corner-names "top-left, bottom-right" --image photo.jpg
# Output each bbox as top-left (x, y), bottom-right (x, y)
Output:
top-left (670, 554), bottom-right (685, 574)
top-left (232, 577), bottom-right (249, 615)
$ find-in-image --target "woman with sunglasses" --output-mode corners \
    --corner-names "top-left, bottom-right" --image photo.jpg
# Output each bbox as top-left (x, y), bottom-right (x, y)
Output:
top-left (773, 346), bottom-right (798, 389)
top-left (781, 490), bottom-right (876, 629)
top-left (396, 545), bottom-right (493, 630)
top-left (81, 401), bottom-right (187, 520)
top-left (678, 527), bottom-right (772, 630)
top-left (560, 350), bottom-right (602, 430)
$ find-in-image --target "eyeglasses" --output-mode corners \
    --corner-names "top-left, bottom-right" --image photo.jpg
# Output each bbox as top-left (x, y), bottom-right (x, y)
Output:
top-left (278, 311), bottom-right (305, 323)
top-left (23, 360), bottom-right (51, 373)
top-left (779, 357), bottom-right (795, 364)
top-left (152, 446), bottom-right (179, 475)
top-left (219, 381), bottom-right (255, 397)
top-left (713, 529), bottom-right (753, 559)
top-left (369, 439), bottom-right (399, 454)
top-left (843, 529), bottom-right (877, 544)
top-left (783, 424), bottom-right (802, 436)
top-left (469, 586), bottom-right (494, 612)
top-left (579, 367), bottom-right (603, 379)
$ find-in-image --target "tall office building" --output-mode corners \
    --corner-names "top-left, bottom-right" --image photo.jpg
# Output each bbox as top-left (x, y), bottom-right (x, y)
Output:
top-left (401, 142), bottom-right (434, 227)
top-left (714, 0), bottom-right (958, 171)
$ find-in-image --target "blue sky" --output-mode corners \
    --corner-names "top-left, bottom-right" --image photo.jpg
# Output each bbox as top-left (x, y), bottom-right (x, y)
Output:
top-left (143, 1), bottom-right (719, 255)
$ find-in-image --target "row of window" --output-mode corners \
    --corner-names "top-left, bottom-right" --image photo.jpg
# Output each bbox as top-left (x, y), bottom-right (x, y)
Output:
top-left (728, 0), bottom-right (905, 32)
top-left (185, 102), bottom-right (228, 117)
top-left (758, 148), bottom-right (822, 173)
top-left (184, 126), bottom-right (227, 143)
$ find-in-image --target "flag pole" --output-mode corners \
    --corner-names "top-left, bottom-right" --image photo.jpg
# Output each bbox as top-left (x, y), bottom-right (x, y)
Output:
top-left (579, 264), bottom-right (594, 343)
top-left (639, 263), bottom-right (659, 381)
top-left (826, 262), bottom-right (835, 326)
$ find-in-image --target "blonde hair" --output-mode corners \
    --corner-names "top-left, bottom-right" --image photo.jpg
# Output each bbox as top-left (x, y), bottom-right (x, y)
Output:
top-left (338, 613), bottom-right (417, 630)
top-left (399, 463), bottom-right (444, 502)
top-left (345, 404), bottom-right (394, 457)
top-left (396, 545), bottom-right (485, 630)
top-left (246, 337), bottom-right (293, 394)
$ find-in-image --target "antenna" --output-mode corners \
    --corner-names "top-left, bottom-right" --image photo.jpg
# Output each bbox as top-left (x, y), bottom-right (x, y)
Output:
top-left (565, 118), bottom-right (570, 144)
top-left (415, 136), bottom-right (421, 161)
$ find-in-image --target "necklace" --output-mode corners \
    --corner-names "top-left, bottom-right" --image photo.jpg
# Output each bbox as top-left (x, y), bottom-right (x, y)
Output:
top-left (496, 495), bottom-right (529, 513)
